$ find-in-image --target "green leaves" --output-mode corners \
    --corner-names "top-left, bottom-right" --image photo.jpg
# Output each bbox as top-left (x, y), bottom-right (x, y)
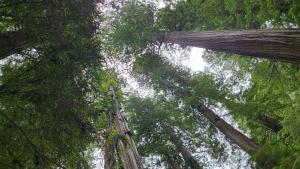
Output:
top-left (0, 0), bottom-right (107, 168)
top-left (158, 0), bottom-right (299, 32)
top-left (203, 47), bottom-right (300, 169)
top-left (111, 1), bottom-right (159, 53)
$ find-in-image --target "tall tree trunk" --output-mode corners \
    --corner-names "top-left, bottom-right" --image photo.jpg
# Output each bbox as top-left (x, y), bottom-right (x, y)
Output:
top-left (193, 103), bottom-right (259, 152)
top-left (163, 153), bottom-right (182, 169)
top-left (110, 86), bottom-right (143, 169)
top-left (0, 31), bottom-right (31, 59)
top-left (147, 70), bottom-right (281, 134)
top-left (162, 123), bottom-right (202, 169)
top-left (258, 114), bottom-right (282, 132)
top-left (152, 74), bottom-right (260, 153)
top-left (150, 29), bottom-right (300, 64)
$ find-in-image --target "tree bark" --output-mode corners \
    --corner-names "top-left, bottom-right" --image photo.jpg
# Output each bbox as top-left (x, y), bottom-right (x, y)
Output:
top-left (162, 123), bottom-right (202, 169)
top-left (0, 31), bottom-right (31, 59)
top-left (151, 74), bottom-right (260, 153)
top-left (110, 86), bottom-right (143, 169)
top-left (151, 29), bottom-right (300, 64)
top-left (193, 103), bottom-right (259, 152)
top-left (258, 114), bottom-right (282, 132)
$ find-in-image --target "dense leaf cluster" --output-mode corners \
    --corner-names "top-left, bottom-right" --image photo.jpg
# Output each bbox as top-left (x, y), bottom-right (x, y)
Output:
top-left (0, 0), bottom-right (110, 168)
top-left (158, 0), bottom-right (299, 31)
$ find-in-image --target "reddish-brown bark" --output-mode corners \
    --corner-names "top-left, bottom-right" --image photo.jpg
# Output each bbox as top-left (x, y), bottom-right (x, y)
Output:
top-left (194, 103), bottom-right (259, 152)
top-left (150, 29), bottom-right (300, 64)
top-left (152, 75), bottom-right (260, 152)
top-left (110, 86), bottom-right (143, 169)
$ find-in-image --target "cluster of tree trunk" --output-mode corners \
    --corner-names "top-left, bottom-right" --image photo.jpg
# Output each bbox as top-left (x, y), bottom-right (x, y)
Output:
top-left (2, 7), bottom-right (296, 167)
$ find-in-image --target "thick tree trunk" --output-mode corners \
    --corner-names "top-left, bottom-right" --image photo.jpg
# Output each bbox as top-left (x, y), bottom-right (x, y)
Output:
top-left (162, 124), bottom-right (202, 169)
top-left (151, 29), bottom-right (300, 64)
top-left (258, 114), bottom-right (282, 132)
top-left (193, 103), bottom-right (259, 152)
top-left (164, 153), bottom-right (182, 169)
top-left (0, 31), bottom-right (31, 59)
top-left (110, 86), bottom-right (143, 169)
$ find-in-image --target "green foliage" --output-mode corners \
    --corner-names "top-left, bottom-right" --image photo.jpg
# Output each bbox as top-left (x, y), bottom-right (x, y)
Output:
top-left (111, 1), bottom-right (160, 53)
top-left (254, 144), bottom-right (300, 169)
top-left (0, 0), bottom-right (109, 168)
top-left (131, 54), bottom-right (232, 166)
top-left (115, 1), bottom-right (300, 168)
top-left (0, 60), bottom-right (114, 168)
top-left (1, 0), bottom-right (299, 168)
top-left (0, 0), bottom-right (102, 57)
top-left (133, 53), bottom-right (228, 107)
top-left (158, 0), bottom-right (299, 31)
top-left (133, 41), bottom-right (300, 169)
top-left (133, 53), bottom-right (191, 92)
top-left (125, 95), bottom-right (223, 168)
top-left (204, 51), bottom-right (300, 168)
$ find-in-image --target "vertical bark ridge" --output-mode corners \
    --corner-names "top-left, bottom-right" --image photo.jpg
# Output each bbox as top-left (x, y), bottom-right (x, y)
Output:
top-left (152, 73), bottom-right (260, 153)
top-left (158, 29), bottom-right (300, 64)
top-left (110, 86), bottom-right (143, 169)
top-left (194, 103), bottom-right (259, 152)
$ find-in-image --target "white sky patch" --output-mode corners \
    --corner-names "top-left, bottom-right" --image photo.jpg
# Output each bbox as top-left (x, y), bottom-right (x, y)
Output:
top-left (121, 73), bottom-right (156, 97)
top-left (92, 148), bottom-right (104, 169)
top-left (161, 44), bottom-right (206, 73)
top-left (181, 47), bottom-right (206, 72)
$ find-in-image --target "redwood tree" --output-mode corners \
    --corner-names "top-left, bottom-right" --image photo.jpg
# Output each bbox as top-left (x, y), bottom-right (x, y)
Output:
top-left (133, 54), bottom-right (260, 153)
top-left (125, 96), bottom-right (209, 169)
top-left (111, 2), bottom-right (300, 64)
top-left (105, 86), bottom-right (143, 169)
top-left (150, 29), bottom-right (300, 64)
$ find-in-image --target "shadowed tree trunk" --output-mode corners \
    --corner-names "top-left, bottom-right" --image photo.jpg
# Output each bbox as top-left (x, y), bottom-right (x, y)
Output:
top-left (110, 86), bottom-right (143, 169)
top-left (150, 72), bottom-right (260, 153)
top-left (162, 123), bottom-right (203, 169)
top-left (193, 103), bottom-right (259, 152)
top-left (150, 29), bottom-right (300, 64)
top-left (144, 65), bottom-right (281, 134)
top-left (0, 31), bottom-right (31, 59)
